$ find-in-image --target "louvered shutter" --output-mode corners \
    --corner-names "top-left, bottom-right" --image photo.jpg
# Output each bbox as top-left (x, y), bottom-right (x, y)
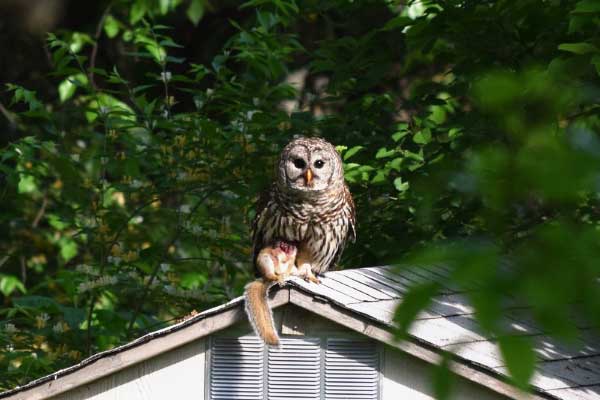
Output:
top-left (268, 337), bottom-right (321, 400)
top-left (209, 336), bottom-right (264, 400)
top-left (324, 339), bottom-right (379, 400)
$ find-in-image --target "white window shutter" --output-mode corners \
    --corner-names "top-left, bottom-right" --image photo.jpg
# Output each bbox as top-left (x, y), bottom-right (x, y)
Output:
top-left (209, 336), bottom-right (264, 400)
top-left (268, 337), bottom-right (321, 400)
top-left (209, 336), bottom-right (379, 400)
top-left (324, 339), bottom-right (380, 400)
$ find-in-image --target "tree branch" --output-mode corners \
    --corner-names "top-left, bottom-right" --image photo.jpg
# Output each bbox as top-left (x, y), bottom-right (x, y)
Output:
top-left (88, 3), bottom-right (113, 90)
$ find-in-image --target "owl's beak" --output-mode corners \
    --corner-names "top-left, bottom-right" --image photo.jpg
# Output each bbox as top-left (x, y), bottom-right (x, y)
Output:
top-left (304, 168), bottom-right (313, 185)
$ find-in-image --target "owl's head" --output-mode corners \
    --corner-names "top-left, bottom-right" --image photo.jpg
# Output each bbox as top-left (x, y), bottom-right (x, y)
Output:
top-left (278, 137), bottom-right (344, 193)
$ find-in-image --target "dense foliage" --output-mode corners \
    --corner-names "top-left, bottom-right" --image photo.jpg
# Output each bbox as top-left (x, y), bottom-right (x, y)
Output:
top-left (1, 0), bottom-right (599, 396)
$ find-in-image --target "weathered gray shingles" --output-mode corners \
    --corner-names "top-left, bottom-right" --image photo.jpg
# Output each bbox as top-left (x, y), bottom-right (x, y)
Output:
top-left (307, 266), bottom-right (600, 400)
top-left (534, 332), bottom-right (600, 361)
top-left (292, 267), bottom-right (600, 399)
top-left (318, 274), bottom-right (378, 302)
top-left (326, 271), bottom-right (396, 300)
top-left (409, 314), bottom-right (487, 346)
top-left (537, 356), bottom-right (600, 387)
top-left (361, 266), bottom-right (416, 288)
top-left (344, 300), bottom-right (398, 325)
top-left (364, 265), bottom-right (458, 294)
top-left (290, 277), bottom-right (358, 305)
top-left (428, 293), bottom-right (474, 316)
top-left (351, 268), bottom-right (411, 294)
top-left (546, 385), bottom-right (600, 400)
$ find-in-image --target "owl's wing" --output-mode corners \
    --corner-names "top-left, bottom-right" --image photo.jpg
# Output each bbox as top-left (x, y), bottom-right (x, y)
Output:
top-left (345, 185), bottom-right (356, 243)
top-left (328, 184), bottom-right (356, 271)
top-left (251, 185), bottom-right (274, 274)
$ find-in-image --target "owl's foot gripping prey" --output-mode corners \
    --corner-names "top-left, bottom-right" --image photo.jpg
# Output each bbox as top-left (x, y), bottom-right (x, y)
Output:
top-left (296, 261), bottom-right (321, 284)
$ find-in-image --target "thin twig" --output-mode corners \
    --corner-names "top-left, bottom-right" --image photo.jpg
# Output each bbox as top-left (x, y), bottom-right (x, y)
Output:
top-left (89, 3), bottom-right (113, 90)
top-left (148, 24), bottom-right (171, 118)
top-left (31, 195), bottom-right (48, 228)
top-left (565, 106), bottom-right (600, 122)
top-left (0, 102), bottom-right (16, 128)
top-left (20, 256), bottom-right (27, 286)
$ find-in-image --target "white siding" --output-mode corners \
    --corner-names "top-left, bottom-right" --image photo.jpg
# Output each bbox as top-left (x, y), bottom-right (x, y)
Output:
top-left (50, 338), bottom-right (206, 400)
top-left (382, 346), bottom-right (509, 400)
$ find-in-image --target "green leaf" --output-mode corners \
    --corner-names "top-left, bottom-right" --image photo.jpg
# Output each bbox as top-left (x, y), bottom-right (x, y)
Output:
top-left (0, 275), bottom-right (26, 296)
top-left (58, 306), bottom-right (86, 328)
top-left (58, 73), bottom-right (88, 103)
top-left (14, 295), bottom-right (58, 309)
top-left (413, 128), bottom-right (432, 145)
top-left (103, 15), bottom-right (120, 38)
top-left (591, 55), bottom-right (600, 76)
top-left (18, 174), bottom-right (37, 193)
top-left (392, 129), bottom-right (409, 142)
top-left (394, 281), bottom-right (439, 336)
top-left (59, 238), bottom-right (78, 262)
top-left (371, 170), bottom-right (387, 184)
top-left (558, 42), bottom-right (599, 54)
top-left (394, 177), bottom-right (409, 192)
top-left (69, 32), bottom-right (93, 53)
top-left (432, 352), bottom-right (454, 400)
top-left (499, 335), bottom-right (536, 389)
top-left (382, 16), bottom-right (413, 31)
top-left (344, 145), bottom-right (364, 160)
top-left (130, 0), bottom-right (148, 24)
top-left (159, 0), bottom-right (171, 14)
top-left (375, 147), bottom-right (396, 159)
top-left (389, 157), bottom-right (403, 172)
top-left (187, 0), bottom-right (205, 26)
top-left (48, 214), bottom-right (68, 230)
top-left (572, 0), bottom-right (600, 14)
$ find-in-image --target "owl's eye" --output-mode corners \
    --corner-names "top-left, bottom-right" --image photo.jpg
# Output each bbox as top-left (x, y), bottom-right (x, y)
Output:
top-left (293, 158), bottom-right (306, 169)
top-left (314, 160), bottom-right (325, 169)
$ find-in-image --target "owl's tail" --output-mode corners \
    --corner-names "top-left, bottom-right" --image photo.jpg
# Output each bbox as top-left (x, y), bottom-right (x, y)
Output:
top-left (244, 280), bottom-right (280, 346)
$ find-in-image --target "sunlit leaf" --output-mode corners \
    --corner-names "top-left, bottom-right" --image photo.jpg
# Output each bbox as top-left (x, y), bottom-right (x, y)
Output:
top-left (103, 15), bottom-right (120, 38)
top-left (17, 174), bottom-right (37, 194)
top-left (558, 42), bottom-right (599, 54)
top-left (344, 145), bottom-right (364, 160)
top-left (187, 0), bottom-right (205, 26)
top-left (130, 0), bottom-right (148, 24)
top-left (394, 280), bottom-right (439, 337)
top-left (432, 352), bottom-right (454, 400)
top-left (499, 335), bottom-right (536, 389)
top-left (58, 73), bottom-right (88, 103)
top-left (413, 128), bottom-right (432, 145)
top-left (0, 275), bottom-right (26, 296)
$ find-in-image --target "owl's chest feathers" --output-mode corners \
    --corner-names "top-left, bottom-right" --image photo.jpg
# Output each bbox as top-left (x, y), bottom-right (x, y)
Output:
top-left (265, 190), bottom-right (347, 243)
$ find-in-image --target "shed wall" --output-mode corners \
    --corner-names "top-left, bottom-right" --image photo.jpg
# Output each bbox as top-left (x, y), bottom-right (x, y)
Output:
top-left (382, 346), bottom-right (510, 400)
top-left (46, 305), bottom-right (511, 400)
top-left (49, 338), bottom-right (206, 400)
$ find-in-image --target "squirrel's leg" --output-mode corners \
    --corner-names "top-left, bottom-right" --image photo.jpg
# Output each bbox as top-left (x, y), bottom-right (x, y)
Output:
top-left (295, 245), bottom-right (320, 284)
top-left (256, 252), bottom-right (279, 281)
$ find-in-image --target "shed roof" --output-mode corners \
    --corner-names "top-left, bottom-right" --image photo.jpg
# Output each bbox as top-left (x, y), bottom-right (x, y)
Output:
top-left (1, 266), bottom-right (599, 400)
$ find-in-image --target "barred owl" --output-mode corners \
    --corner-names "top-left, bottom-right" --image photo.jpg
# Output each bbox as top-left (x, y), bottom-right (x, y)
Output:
top-left (252, 137), bottom-right (355, 281)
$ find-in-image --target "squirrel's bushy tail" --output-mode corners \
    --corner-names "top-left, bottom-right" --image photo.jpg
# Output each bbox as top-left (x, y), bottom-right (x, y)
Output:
top-left (244, 280), bottom-right (279, 346)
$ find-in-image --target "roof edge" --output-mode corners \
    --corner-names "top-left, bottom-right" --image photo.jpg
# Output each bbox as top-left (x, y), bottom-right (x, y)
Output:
top-left (0, 289), bottom-right (290, 400)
